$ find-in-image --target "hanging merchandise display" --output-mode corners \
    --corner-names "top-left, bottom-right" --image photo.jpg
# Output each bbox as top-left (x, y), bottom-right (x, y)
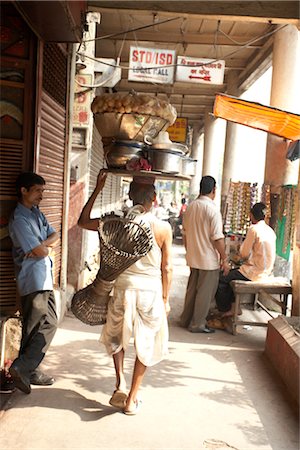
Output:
top-left (223, 181), bottom-right (270, 266)
top-left (261, 184), bottom-right (272, 219)
top-left (275, 185), bottom-right (297, 261)
top-left (223, 181), bottom-right (260, 235)
top-left (224, 182), bottom-right (297, 262)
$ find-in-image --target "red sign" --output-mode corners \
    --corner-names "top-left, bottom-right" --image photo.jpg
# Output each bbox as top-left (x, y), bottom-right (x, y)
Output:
top-left (73, 74), bottom-right (92, 126)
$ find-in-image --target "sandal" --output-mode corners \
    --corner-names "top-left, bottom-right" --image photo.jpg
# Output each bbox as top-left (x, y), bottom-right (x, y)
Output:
top-left (109, 390), bottom-right (128, 409)
top-left (123, 399), bottom-right (142, 416)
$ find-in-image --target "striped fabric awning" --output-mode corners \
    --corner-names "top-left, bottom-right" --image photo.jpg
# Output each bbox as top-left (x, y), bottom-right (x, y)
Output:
top-left (213, 94), bottom-right (300, 141)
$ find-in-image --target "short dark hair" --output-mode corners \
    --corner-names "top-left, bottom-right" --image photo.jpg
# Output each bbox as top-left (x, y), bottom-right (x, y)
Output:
top-left (251, 202), bottom-right (266, 221)
top-left (200, 176), bottom-right (216, 195)
top-left (16, 172), bottom-right (45, 198)
top-left (129, 181), bottom-right (155, 205)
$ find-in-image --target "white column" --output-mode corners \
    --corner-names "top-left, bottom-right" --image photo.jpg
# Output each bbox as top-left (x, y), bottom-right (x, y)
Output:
top-left (265, 25), bottom-right (300, 190)
top-left (220, 70), bottom-right (241, 204)
top-left (202, 109), bottom-right (226, 180)
top-left (221, 121), bottom-right (239, 199)
top-left (189, 128), bottom-right (203, 199)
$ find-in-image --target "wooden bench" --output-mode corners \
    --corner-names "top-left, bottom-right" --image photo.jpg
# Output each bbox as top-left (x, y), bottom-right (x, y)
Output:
top-left (230, 279), bottom-right (292, 335)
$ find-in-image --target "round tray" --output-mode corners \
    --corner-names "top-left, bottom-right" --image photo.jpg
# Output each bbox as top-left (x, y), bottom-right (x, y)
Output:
top-left (150, 142), bottom-right (188, 154)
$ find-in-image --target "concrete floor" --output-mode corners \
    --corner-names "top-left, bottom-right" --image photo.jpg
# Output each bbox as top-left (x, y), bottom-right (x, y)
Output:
top-left (0, 243), bottom-right (299, 450)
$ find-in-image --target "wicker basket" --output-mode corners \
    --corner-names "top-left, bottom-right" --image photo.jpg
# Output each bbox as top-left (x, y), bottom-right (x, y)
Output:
top-left (97, 214), bottom-right (153, 281)
top-left (71, 212), bottom-right (153, 325)
top-left (71, 277), bottom-right (115, 326)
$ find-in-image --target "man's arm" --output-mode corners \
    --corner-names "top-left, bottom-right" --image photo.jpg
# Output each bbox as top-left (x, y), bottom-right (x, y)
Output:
top-left (160, 223), bottom-right (173, 315)
top-left (239, 228), bottom-right (255, 260)
top-left (78, 170), bottom-right (107, 231)
top-left (213, 238), bottom-right (231, 276)
top-left (27, 231), bottom-right (59, 258)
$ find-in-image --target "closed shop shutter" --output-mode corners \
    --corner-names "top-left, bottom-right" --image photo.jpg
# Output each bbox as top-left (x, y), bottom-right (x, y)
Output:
top-left (89, 124), bottom-right (121, 216)
top-left (0, 4), bottom-right (36, 314)
top-left (36, 43), bottom-right (68, 287)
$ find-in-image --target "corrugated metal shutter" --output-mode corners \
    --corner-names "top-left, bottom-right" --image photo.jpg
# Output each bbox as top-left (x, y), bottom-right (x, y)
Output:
top-left (0, 143), bottom-right (22, 312)
top-left (36, 43), bottom-right (67, 287)
top-left (38, 92), bottom-right (65, 286)
top-left (89, 124), bottom-right (121, 216)
top-left (0, 4), bottom-right (36, 314)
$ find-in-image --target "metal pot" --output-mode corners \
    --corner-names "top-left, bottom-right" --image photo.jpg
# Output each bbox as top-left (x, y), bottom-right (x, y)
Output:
top-left (181, 157), bottom-right (197, 176)
top-left (148, 148), bottom-right (182, 174)
top-left (105, 140), bottom-right (145, 168)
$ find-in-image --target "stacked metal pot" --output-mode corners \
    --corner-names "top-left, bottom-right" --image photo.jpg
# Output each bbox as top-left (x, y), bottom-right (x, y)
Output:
top-left (104, 139), bottom-right (197, 176)
top-left (92, 92), bottom-right (197, 176)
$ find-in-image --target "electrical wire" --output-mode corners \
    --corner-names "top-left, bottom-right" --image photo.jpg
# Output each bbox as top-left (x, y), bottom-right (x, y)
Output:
top-left (76, 23), bottom-right (287, 73)
top-left (75, 20), bottom-right (287, 92)
top-left (218, 24), bottom-right (274, 46)
top-left (75, 27), bottom-right (128, 88)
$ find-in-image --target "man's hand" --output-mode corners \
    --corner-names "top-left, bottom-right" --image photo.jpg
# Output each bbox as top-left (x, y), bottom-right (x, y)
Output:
top-left (221, 259), bottom-right (231, 276)
top-left (24, 251), bottom-right (34, 259)
top-left (24, 245), bottom-right (54, 259)
top-left (78, 170), bottom-right (107, 231)
top-left (164, 300), bottom-right (171, 316)
top-left (96, 170), bottom-right (107, 192)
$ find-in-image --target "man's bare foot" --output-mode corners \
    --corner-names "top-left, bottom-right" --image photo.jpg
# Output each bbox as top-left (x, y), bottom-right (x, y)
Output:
top-left (123, 399), bottom-right (142, 415)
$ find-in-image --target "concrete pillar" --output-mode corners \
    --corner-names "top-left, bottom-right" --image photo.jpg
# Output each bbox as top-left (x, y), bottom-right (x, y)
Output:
top-left (202, 109), bottom-right (226, 184)
top-left (221, 121), bottom-right (239, 200)
top-left (264, 25), bottom-right (300, 300)
top-left (189, 126), bottom-right (203, 200)
top-left (292, 163), bottom-right (300, 316)
top-left (292, 164), bottom-right (300, 316)
top-left (265, 25), bottom-right (300, 191)
top-left (220, 70), bottom-right (241, 208)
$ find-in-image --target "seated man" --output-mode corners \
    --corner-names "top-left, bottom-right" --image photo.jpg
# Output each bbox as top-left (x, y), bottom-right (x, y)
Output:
top-left (215, 202), bottom-right (276, 317)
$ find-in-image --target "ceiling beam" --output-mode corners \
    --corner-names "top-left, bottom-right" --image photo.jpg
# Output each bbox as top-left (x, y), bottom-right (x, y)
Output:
top-left (95, 59), bottom-right (246, 72)
top-left (158, 94), bottom-right (215, 102)
top-left (238, 37), bottom-right (273, 92)
top-left (94, 30), bottom-right (263, 48)
top-left (88, 2), bottom-right (300, 25)
top-left (116, 79), bottom-right (226, 96)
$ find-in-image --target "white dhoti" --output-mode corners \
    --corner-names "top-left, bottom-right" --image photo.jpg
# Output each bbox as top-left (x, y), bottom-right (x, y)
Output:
top-left (100, 276), bottom-right (168, 367)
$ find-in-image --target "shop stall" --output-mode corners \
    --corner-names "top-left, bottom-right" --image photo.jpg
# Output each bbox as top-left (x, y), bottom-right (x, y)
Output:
top-left (214, 94), bottom-right (300, 271)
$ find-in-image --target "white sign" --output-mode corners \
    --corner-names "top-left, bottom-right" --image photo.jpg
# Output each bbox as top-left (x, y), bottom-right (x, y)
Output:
top-left (176, 56), bottom-right (225, 85)
top-left (129, 46), bottom-right (175, 84)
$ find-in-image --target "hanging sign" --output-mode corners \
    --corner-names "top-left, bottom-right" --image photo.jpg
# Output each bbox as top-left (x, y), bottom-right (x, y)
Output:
top-left (167, 118), bottom-right (188, 143)
top-left (176, 56), bottom-right (225, 84)
top-left (128, 46), bottom-right (175, 84)
top-left (73, 74), bottom-right (92, 126)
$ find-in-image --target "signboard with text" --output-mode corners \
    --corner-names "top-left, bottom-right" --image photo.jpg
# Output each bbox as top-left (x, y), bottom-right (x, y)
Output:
top-left (128, 46), bottom-right (176, 84)
top-left (73, 74), bottom-right (92, 126)
top-left (167, 118), bottom-right (188, 143)
top-left (176, 56), bottom-right (225, 84)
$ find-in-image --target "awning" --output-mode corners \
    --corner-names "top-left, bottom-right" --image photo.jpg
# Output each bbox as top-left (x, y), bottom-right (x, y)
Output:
top-left (213, 94), bottom-right (300, 141)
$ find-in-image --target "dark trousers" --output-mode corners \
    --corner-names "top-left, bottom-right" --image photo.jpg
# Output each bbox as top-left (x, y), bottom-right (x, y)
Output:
top-left (215, 269), bottom-right (249, 312)
top-left (17, 291), bottom-right (57, 375)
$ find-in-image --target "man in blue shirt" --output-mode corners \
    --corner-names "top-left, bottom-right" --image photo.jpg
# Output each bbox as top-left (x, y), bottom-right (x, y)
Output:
top-left (9, 172), bottom-right (59, 394)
